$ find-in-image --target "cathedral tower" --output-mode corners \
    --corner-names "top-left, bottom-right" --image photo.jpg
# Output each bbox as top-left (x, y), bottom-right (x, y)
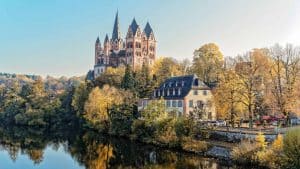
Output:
top-left (93, 12), bottom-right (156, 79)
top-left (95, 37), bottom-right (102, 65)
top-left (126, 18), bottom-right (143, 69)
top-left (142, 22), bottom-right (156, 65)
top-left (111, 11), bottom-right (123, 51)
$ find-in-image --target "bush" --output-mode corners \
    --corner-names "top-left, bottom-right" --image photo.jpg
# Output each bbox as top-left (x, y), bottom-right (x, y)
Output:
top-left (256, 134), bottom-right (283, 168)
top-left (174, 117), bottom-right (190, 139)
top-left (282, 127), bottom-right (300, 169)
top-left (154, 117), bottom-right (178, 146)
top-left (131, 119), bottom-right (154, 141)
top-left (181, 137), bottom-right (208, 152)
top-left (232, 139), bottom-right (258, 164)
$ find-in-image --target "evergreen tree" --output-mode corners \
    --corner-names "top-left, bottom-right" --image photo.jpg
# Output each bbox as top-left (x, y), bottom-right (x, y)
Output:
top-left (121, 65), bottom-right (135, 90)
top-left (136, 63), bottom-right (153, 98)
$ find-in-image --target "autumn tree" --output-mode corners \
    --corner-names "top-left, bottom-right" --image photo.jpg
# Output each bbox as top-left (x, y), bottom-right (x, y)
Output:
top-left (83, 85), bottom-right (128, 130)
top-left (141, 98), bottom-right (168, 125)
top-left (152, 57), bottom-right (183, 87)
top-left (94, 67), bottom-right (125, 88)
top-left (269, 44), bottom-right (300, 119)
top-left (192, 43), bottom-right (224, 86)
top-left (235, 49), bottom-right (271, 128)
top-left (214, 69), bottom-right (244, 126)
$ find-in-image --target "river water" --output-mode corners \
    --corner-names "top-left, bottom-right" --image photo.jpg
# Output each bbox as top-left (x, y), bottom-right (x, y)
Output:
top-left (0, 127), bottom-right (250, 169)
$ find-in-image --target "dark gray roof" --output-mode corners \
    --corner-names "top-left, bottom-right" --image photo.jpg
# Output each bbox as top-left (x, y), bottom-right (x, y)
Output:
top-left (130, 18), bottom-right (139, 35)
top-left (110, 50), bottom-right (126, 57)
top-left (154, 74), bottom-right (209, 99)
top-left (144, 22), bottom-right (153, 38)
top-left (112, 11), bottom-right (121, 41)
top-left (104, 34), bottom-right (109, 43)
top-left (96, 37), bottom-right (100, 44)
top-left (118, 50), bottom-right (126, 57)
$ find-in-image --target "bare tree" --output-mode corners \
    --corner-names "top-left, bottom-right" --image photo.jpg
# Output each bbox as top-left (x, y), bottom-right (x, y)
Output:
top-left (269, 44), bottom-right (300, 121)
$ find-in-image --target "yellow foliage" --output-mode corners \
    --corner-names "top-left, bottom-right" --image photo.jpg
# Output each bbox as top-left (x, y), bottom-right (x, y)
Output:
top-left (272, 134), bottom-right (283, 152)
top-left (84, 85), bottom-right (128, 128)
top-left (87, 143), bottom-right (114, 169)
top-left (255, 132), bottom-right (267, 150)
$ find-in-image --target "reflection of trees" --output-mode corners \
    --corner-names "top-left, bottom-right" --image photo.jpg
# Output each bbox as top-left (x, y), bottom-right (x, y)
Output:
top-left (67, 132), bottom-right (115, 169)
top-left (26, 149), bottom-right (44, 164)
top-left (0, 127), bottom-right (234, 169)
top-left (86, 143), bottom-right (113, 169)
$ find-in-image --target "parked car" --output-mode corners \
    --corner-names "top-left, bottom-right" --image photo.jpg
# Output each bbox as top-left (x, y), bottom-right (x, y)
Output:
top-left (291, 117), bottom-right (300, 125)
top-left (216, 120), bottom-right (226, 126)
top-left (271, 121), bottom-right (278, 126)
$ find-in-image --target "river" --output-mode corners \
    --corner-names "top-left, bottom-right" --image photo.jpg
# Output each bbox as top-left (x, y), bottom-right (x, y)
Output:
top-left (0, 127), bottom-right (251, 169)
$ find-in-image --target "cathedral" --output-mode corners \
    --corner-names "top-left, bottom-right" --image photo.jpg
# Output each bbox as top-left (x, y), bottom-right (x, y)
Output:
top-left (93, 12), bottom-right (157, 78)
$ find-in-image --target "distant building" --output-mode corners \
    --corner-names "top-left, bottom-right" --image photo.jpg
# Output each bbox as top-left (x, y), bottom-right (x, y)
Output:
top-left (93, 12), bottom-right (156, 78)
top-left (138, 75), bottom-right (216, 120)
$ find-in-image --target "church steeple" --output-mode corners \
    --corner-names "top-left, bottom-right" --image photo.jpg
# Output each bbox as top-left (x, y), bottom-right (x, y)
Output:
top-left (129, 18), bottom-right (139, 36)
top-left (144, 22), bottom-right (154, 38)
top-left (112, 11), bottom-right (121, 41)
top-left (95, 36), bottom-right (100, 44)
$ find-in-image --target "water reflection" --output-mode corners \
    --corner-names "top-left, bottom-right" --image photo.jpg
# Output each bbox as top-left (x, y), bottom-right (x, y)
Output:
top-left (0, 127), bottom-right (244, 169)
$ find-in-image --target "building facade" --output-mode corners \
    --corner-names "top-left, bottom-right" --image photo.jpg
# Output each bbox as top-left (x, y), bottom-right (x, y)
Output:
top-left (138, 75), bottom-right (216, 120)
top-left (93, 12), bottom-right (156, 78)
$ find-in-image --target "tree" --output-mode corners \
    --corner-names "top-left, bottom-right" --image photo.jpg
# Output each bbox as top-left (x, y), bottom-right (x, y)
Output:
top-left (121, 65), bottom-right (135, 91)
top-left (109, 104), bottom-right (136, 136)
top-left (141, 98), bottom-right (168, 125)
top-left (192, 43), bottom-right (224, 86)
top-left (72, 82), bottom-right (90, 116)
top-left (84, 87), bottom-right (110, 130)
top-left (152, 57), bottom-right (183, 86)
top-left (214, 69), bottom-right (244, 126)
top-left (235, 49), bottom-right (271, 128)
top-left (135, 63), bottom-right (155, 98)
top-left (94, 67), bottom-right (125, 88)
top-left (83, 85), bottom-right (128, 130)
top-left (269, 44), bottom-right (300, 119)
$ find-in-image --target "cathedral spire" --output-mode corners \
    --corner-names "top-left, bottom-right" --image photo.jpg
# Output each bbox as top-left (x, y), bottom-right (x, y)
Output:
top-left (96, 36), bottom-right (100, 44)
top-left (144, 22), bottom-right (153, 38)
top-left (112, 11), bottom-right (121, 41)
top-left (130, 17), bottom-right (139, 35)
top-left (104, 34), bottom-right (109, 43)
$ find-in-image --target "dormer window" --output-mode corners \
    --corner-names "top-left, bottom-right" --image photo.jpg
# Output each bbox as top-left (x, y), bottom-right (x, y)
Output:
top-left (169, 82), bottom-right (172, 87)
top-left (194, 78), bottom-right (199, 86)
top-left (167, 89), bottom-right (170, 96)
top-left (153, 90), bottom-right (156, 97)
top-left (175, 81), bottom-right (178, 87)
top-left (173, 88), bottom-right (175, 95)
top-left (162, 90), bottom-right (165, 96)
top-left (182, 81), bottom-right (185, 86)
top-left (178, 88), bottom-right (181, 95)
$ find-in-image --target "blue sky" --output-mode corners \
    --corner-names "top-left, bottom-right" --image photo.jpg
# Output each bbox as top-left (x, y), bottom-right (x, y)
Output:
top-left (1, 0), bottom-right (300, 77)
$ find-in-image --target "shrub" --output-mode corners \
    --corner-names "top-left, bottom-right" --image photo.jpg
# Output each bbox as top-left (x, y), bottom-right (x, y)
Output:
top-left (282, 127), bottom-right (300, 169)
top-left (232, 139), bottom-right (258, 164)
top-left (131, 119), bottom-right (154, 140)
top-left (255, 132), bottom-right (267, 151)
top-left (181, 137), bottom-right (208, 152)
top-left (255, 134), bottom-right (285, 169)
top-left (154, 117), bottom-right (178, 146)
top-left (174, 117), bottom-right (190, 140)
